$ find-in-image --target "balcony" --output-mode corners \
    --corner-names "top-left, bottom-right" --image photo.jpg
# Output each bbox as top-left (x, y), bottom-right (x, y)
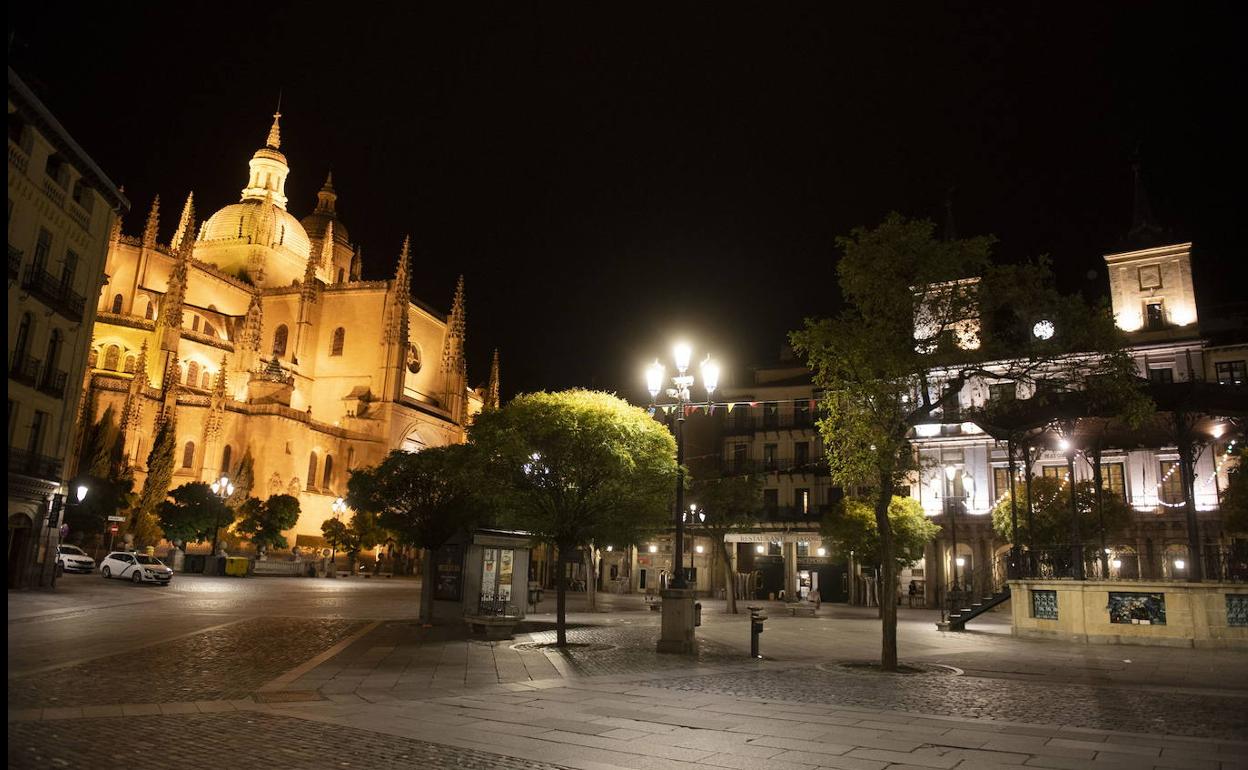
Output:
top-left (8, 245), bottom-right (21, 278)
top-left (8, 447), bottom-right (63, 481)
top-left (37, 368), bottom-right (68, 399)
top-left (21, 264), bottom-right (86, 322)
top-left (722, 412), bottom-right (816, 435)
top-left (723, 456), bottom-right (828, 476)
top-left (9, 353), bottom-right (41, 387)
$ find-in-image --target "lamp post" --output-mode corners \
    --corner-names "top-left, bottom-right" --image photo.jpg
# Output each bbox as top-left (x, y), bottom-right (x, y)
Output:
top-left (683, 503), bottom-right (706, 588)
top-left (646, 343), bottom-right (720, 590)
top-left (328, 496), bottom-right (348, 579)
top-left (208, 475), bottom-right (234, 571)
top-left (1058, 430), bottom-right (1085, 580)
top-left (944, 466), bottom-right (960, 596)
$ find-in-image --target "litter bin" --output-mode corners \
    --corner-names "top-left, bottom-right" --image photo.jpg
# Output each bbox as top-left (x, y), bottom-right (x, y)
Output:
top-left (224, 556), bottom-right (250, 577)
top-left (694, 602), bottom-right (702, 627)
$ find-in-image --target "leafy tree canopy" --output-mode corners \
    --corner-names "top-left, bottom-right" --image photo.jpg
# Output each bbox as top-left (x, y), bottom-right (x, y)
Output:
top-left (236, 494), bottom-right (301, 552)
top-left (1218, 444), bottom-right (1247, 534)
top-left (991, 476), bottom-right (1132, 546)
top-left (347, 444), bottom-right (477, 552)
top-left (156, 482), bottom-right (233, 546)
top-left (822, 495), bottom-right (939, 570)
top-left (470, 390), bottom-right (677, 550)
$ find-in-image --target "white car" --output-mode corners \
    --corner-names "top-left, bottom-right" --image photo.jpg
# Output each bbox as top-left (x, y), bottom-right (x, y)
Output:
top-left (100, 551), bottom-right (173, 585)
top-left (56, 544), bottom-right (96, 573)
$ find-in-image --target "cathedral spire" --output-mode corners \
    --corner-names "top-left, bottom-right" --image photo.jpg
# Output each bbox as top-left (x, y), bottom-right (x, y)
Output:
top-left (142, 195), bottom-right (161, 249)
top-left (485, 349), bottom-right (501, 411)
top-left (384, 237), bottom-right (411, 344)
top-left (315, 171), bottom-right (337, 214)
top-left (169, 191), bottom-right (195, 252)
top-left (266, 109), bottom-right (282, 150)
top-left (320, 220), bottom-right (335, 269)
top-left (441, 275), bottom-right (467, 375)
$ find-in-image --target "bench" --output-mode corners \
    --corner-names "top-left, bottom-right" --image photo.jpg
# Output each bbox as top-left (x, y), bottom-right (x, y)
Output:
top-left (464, 615), bottom-right (522, 640)
top-left (787, 605), bottom-right (817, 618)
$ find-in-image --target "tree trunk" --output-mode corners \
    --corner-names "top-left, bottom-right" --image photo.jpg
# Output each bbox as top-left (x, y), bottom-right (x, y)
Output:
top-left (555, 544), bottom-right (568, 646)
top-left (874, 469), bottom-right (898, 671)
top-left (721, 540), bottom-right (737, 614)
top-left (419, 546), bottom-right (435, 625)
top-left (584, 546), bottom-right (597, 612)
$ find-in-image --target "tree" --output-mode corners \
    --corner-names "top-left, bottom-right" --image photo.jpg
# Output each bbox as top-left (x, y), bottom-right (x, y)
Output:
top-left (991, 477), bottom-right (1132, 548)
top-left (471, 390), bottom-right (677, 646)
top-left (824, 496), bottom-right (940, 575)
top-left (321, 509), bottom-right (384, 577)
top-left (347, 445), bottom-right (477, 624)
top-left (690, 475), bottom-right (763, 614)
top-left (236, 494), bottom-right (301, 554)
top-left (68, 406), bottom-right (135, 548)
top-left (156, 482), bottom-right (233, 549)
top-left (78, 405), bottom-right (121, 479)
top-left (132, 414), bottom-right (177, 545)
top-left (792, 214), bottom-right (1141, 670)
top-left (1222, 445), bottom-right (1248, 535)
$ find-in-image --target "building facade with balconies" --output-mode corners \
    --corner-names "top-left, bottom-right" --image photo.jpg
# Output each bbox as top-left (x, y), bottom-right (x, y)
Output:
top-left (8, 67), bottom-right (129, 588)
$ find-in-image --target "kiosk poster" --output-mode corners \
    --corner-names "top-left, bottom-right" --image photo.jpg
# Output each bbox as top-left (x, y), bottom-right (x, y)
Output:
top-left (434, 544), bottom-right (463, 601)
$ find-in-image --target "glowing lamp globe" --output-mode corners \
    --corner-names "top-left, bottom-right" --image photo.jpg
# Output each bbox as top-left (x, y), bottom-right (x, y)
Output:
top-left (1033, 320), bottom-right (1055, 340)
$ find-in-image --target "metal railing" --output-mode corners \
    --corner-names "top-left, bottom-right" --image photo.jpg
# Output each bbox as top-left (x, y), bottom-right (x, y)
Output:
top-left (9, 353), bottom-right (41, 387)
top-left (1012, 544), bottom-right (1247, 583)
top-left (21, 264), bottom-right (86, 322)
top-left (724, 457), bottom-right (829, 476)
top-left (37, 368), bottom-right (68, 398)
top-left (722, 412), bottom-right (816, 435)
top-left (8, 447), bottom-right (63, 480)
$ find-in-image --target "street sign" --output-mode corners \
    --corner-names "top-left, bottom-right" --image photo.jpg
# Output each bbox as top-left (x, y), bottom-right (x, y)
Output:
top-left (109, 525), bottom-right (119, 533)
top-left (107, 515), bottom-right (126, 522)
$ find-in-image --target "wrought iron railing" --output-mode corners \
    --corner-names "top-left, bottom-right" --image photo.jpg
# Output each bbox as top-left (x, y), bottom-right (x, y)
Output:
top-left (1010, 544), bottom-right (1247, 583)
top-left (21, 264), bottom-right (86, 322)
top-left (37, 368), bottom-right (68, 398)
top-left (723, 457), bottom-right (829, 476)
top-left (10, 352), bottom-right (41, 387)
top-left (8, 447), bottom-right (63, 480)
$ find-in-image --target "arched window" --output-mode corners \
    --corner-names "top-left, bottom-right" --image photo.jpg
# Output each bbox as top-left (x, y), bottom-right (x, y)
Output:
top-left (201, 370), bottom-right (212, 389)
top-left (191, 315), bottom-right (201, 332)
top-left (272, 324), bottom-right (288, 356)
top-left (111, 294), bottom-right (123, 314)
top-left (44, 330), bottom-right (63, 373)
top-left (322, 454), bottom-right (334, 489)
top-left (14, 313), bottom-right (34, 361)
top-left (182, 441), bottom-right (195, 469)
top-left (330, 327), bottom-right (345, 356)
top-left (103, 345), bottom-right (120, 371)
top-left (123, 355), bottom-right (136, 374)
top-left (187, 361), bottom-right (200, 387)
top-left (221, 445), bottom-right (233, 475)
top-left (306, 453), bottom-right (318, 490)
top-left (336, 268), bottom-right (345, 284)
top-left (142, 297), bottom-right (154, 320)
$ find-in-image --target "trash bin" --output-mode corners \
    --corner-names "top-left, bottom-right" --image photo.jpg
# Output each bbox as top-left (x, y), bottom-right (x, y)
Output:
top-left (694, 602), bottom-right (702, 627)
top-left (224, 556), bottom-right (250, 577)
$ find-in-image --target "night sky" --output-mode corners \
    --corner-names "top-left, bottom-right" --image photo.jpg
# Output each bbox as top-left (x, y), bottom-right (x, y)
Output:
top-left (8, 3), bottom-right (1240, 402)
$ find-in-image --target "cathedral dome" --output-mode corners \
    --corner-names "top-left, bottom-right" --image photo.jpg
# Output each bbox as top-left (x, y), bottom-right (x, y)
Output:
top-left (300, 172), bottom-right (350, 244)
top-left (201, 199), bottom-right (312, 258)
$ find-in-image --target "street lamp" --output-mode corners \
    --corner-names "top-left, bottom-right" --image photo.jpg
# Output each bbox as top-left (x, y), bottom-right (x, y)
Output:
top-left (207, 475), bottom-right (235, 568)
top-left (944, 466), bottom-right (961, 594)
top-left (645, 343), bottom-right (720, 590)
top-left (683, 504), bottom-right (706, 585)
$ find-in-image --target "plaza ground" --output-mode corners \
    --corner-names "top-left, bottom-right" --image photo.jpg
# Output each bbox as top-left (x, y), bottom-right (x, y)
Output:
top-left (8, 574), bottom-right (1248, 769)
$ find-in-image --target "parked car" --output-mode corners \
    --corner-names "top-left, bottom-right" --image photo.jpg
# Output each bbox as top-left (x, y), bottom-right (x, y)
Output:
top-left (56, 544), bottom-right (97, 573)
top-left (99, 552), bottom-right (173, 585)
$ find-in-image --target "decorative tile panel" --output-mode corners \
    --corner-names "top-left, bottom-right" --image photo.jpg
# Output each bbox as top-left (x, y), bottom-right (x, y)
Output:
top-left (1108, 592), bottom-right (1166, 625)
top-left (1031, 589), bottom-right (1058, 620)
top-left (1227, 595), bottom-right (1248, 627)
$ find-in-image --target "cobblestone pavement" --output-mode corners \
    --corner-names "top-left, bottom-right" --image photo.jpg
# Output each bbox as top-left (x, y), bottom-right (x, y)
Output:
top-left (6, 711), bottom-right (571, 770)
top-left (646, 665), bottom-right (1248, 739)
top-left (520, 621), bottom-right (741, 677)
top-left (7, 617), bottom-right (364, 709)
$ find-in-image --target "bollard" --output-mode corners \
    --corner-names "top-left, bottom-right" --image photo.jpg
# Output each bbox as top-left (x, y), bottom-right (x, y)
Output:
top-left (748, 605), bottom-right (767, 659)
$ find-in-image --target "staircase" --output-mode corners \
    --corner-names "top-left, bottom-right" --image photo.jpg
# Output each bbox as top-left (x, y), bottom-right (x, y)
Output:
top-left (939, 585), bottom-right (1011, 631)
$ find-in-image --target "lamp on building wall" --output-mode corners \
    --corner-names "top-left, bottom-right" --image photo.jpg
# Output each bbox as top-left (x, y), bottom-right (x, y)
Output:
top-left (645, 344), bottom-right (720, 590)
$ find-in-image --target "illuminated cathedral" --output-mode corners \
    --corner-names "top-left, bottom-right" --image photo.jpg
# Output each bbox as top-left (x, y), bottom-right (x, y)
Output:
top-left (81, 111), bottom-right (500, 546)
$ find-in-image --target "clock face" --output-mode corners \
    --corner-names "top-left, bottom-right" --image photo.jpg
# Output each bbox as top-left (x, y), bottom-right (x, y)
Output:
top-left (1032, 320), bottom-right (1054, 340)
top-left (406, 344), bottom-right (421, 374)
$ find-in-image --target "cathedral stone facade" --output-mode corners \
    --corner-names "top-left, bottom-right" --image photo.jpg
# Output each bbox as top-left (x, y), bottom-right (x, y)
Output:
top-left (81, 112), bottom-right (491, 547)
